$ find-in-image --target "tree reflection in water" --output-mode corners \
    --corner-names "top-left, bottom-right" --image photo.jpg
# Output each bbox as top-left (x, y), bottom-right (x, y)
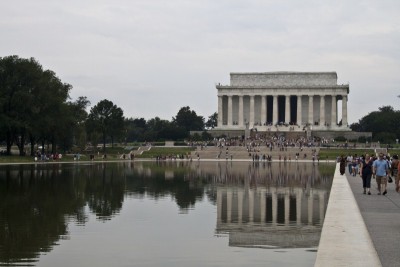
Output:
top-left (0, 161), bottom-right (334, 265)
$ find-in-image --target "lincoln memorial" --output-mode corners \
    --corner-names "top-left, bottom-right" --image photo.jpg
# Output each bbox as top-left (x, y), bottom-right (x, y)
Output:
top-left (215, 72), bottom-right (351, 134)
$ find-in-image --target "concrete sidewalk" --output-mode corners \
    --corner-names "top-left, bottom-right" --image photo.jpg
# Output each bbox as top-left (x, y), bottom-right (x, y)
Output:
top-left (315, 163), bottom-right (381, 267)
top-left (346, 171), bottom-right (400, 267)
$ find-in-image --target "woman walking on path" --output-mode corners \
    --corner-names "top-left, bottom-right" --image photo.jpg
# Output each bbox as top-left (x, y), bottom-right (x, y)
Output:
top-left (360, 154), bottom-right (373, 195)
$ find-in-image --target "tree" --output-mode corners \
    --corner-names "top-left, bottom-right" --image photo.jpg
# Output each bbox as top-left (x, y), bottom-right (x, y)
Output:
top-left (0, 56), bottom-right (43, 155)
top-left (145, 117), bottom-right (184, 141)
top-left (86, 99), bottom-right (125, 152)
top-left (125, 118), bottom-right (147, 142)
top-left (205, 112), bottom-right (218, 129)
top-left (0, 55), bottom-right (74, 156)
top-left (350, 105), bottom-right (400, 143)
top-left (34, 70), bottom-right (72, 154)
top-left (172, 106), bottom-right (204, 135)
top-left (56, 97), bottom-right (90, 153)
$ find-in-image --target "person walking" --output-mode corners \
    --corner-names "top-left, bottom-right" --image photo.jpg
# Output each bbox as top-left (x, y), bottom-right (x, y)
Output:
top-left (396, 159), bottom-right (400, 192)
top-left (373, 153), bottom-right (389, 195)
top-left (391, 155), bottom-right (399, 192)
top-left (360, 154), bottom-right (373, 195)
top-left (347, 154), bottom-right (353, 174)
top-left (351, 157), bottom-right (358, 176)
top-left (339, 155), bottom-right (346, 175)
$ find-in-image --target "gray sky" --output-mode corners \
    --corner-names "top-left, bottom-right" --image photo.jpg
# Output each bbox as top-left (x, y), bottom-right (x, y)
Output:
top-left (1, 0), bottom-right (399, 124)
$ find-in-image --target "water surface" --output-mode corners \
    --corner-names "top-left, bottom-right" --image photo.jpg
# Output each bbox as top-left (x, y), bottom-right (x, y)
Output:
top-left (0, 161), bottom-right (334, 267)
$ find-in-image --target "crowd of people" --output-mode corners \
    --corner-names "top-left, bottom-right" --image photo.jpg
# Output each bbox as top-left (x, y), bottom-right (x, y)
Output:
top-left (208, 134), bottom-right (325, 149)
top-left (339, 153), bottom-right (399, 195)
top-left (34, 151), bottom-right (63, 161)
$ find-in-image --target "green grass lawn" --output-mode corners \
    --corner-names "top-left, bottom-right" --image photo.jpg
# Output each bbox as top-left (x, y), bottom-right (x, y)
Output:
top-left (0, 155), bottom-right (35, 163)
top-left (387, 148), bottom-right (400, 156)
top-left (318, 148), bottom-right (376, 160)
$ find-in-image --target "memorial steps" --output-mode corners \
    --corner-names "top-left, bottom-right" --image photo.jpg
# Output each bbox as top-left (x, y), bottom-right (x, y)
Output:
top-left (194, 146), bottom-right (320, 160)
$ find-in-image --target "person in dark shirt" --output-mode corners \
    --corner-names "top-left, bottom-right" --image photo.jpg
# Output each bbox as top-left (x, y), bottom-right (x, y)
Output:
top-left (360, 154), bottom-right (373, 195)
top-left (339, 155), bottom-right (346, 175)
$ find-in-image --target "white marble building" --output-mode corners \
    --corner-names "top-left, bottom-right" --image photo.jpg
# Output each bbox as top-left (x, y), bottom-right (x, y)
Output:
top-left (216, 72), bottom-right (350, 132)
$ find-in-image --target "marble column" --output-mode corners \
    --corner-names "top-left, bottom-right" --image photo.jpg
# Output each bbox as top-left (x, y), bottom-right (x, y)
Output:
top-left (284, 192), bottom-right (290, 226)
top-left (331, 95), bottom-right (337, 126)
top-left (217, 189), bottom-right (222, 224)
top-left (273, 95), bottom-right (278, 125)
top-left (250, 95), bottom-right (255, 127)
top-left (261, 96), bottom-right (267, 126)
top-left (285, 95), bottom-right (290, 124)
top-left (238, 95), bottom-right (244, 126)
top-left (227, 190), bottom-right (232, 223)
top-left (308, 191), bottom-right (314, 224)
top-left (319, 192), bottom-right (325, 225)
top-left (238, 190), bottom-right (243, 224)
top-left (296, 190), bottom-right (302, 225)
top-left (260, 189), bottom-right (266, 223)
top-left (272, 192), bottom-right (278, 225)
top-left (308, 95), bottom-right (314, 125)
top-left (218, 96), bottom-right (223, 126)
top-left (320, 95), bottom-right (325, 126)
top-left (342, 95), bottom-right (348, 126)
top-left (297, 95), bottom-right (302, 125)
top-left (249, 189), bottom-right (254, 223)
top-left (227, 95), bottom-right (233, 126)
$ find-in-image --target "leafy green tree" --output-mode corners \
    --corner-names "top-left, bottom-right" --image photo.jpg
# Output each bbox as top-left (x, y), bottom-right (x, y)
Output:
top-left (86, 99), bottom-right (125, 152)
top-left (125, 118), bottom-right (147, 142)
top-left (146, 117), bottom-right (179, 141)
top-left (56, 97), bottom-right (90, 153)
top-left (201, 131), bottom-right (213, 141)
top-left (205, 112), bottom-right (218, 129)
top-left (172, 106), bottom-right (204, 137)
top-left (350, 105), bottom-right (400, 143)
top-left (33, 70), bottom-right (71, 154)
top-left (0, 56), bottom-right (74, 156)
top-left (0, 56), bottom-right (43, 155)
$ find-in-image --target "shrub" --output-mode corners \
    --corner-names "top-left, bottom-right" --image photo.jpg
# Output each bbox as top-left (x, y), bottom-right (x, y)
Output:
top-left (335, 136), bottom-right (346, 142)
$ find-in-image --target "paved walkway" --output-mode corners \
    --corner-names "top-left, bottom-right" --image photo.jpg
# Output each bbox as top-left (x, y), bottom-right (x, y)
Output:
top-left (346, 169), bottom-right (400, 267)
top-left (316, 163), bottom-right (400, 267)
top-left (315, 163), bottom-right (381, 267)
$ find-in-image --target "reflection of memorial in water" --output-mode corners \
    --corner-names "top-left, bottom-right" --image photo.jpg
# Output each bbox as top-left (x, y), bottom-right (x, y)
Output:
top-left (0, 161), bottom-right (333, 266)
top-left (189, 161), bottom-right (332, 249)
top-left (216, 187), bottom-right (326, 249)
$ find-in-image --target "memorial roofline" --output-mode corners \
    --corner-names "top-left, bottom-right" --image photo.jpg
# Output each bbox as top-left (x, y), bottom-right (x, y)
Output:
top-left (216, 84), bottom-right (349, 89)
top-left (230, 71), bottom-right (337, 75)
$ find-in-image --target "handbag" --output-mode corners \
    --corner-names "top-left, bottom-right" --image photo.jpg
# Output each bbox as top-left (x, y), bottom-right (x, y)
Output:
top-left (388, 176), bottom-right (393, 183)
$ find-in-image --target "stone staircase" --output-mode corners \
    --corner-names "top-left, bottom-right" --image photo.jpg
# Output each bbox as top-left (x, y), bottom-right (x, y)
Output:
top-left (132, 146), bottom-right (152, 156)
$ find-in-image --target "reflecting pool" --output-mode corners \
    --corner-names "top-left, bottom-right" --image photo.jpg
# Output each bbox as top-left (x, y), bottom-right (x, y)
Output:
top-left (0, 161), bottom-right (334, 267)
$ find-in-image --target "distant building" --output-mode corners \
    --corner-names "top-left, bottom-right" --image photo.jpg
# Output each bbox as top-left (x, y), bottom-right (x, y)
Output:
top-left (209, 72), bottom-right (371, 140)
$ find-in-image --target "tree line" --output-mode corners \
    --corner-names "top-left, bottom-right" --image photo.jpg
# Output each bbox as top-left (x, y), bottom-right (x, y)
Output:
top-left (1, 55), bottom-right (398, 156)
top-left (350, 106), bottom-right (400, 144)
top-left (0, 56), bottom-right (218, 156)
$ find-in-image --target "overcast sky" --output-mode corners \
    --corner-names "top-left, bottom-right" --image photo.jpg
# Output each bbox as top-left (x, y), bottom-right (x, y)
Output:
top-left (1, 0), bottom-right (399, 124)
